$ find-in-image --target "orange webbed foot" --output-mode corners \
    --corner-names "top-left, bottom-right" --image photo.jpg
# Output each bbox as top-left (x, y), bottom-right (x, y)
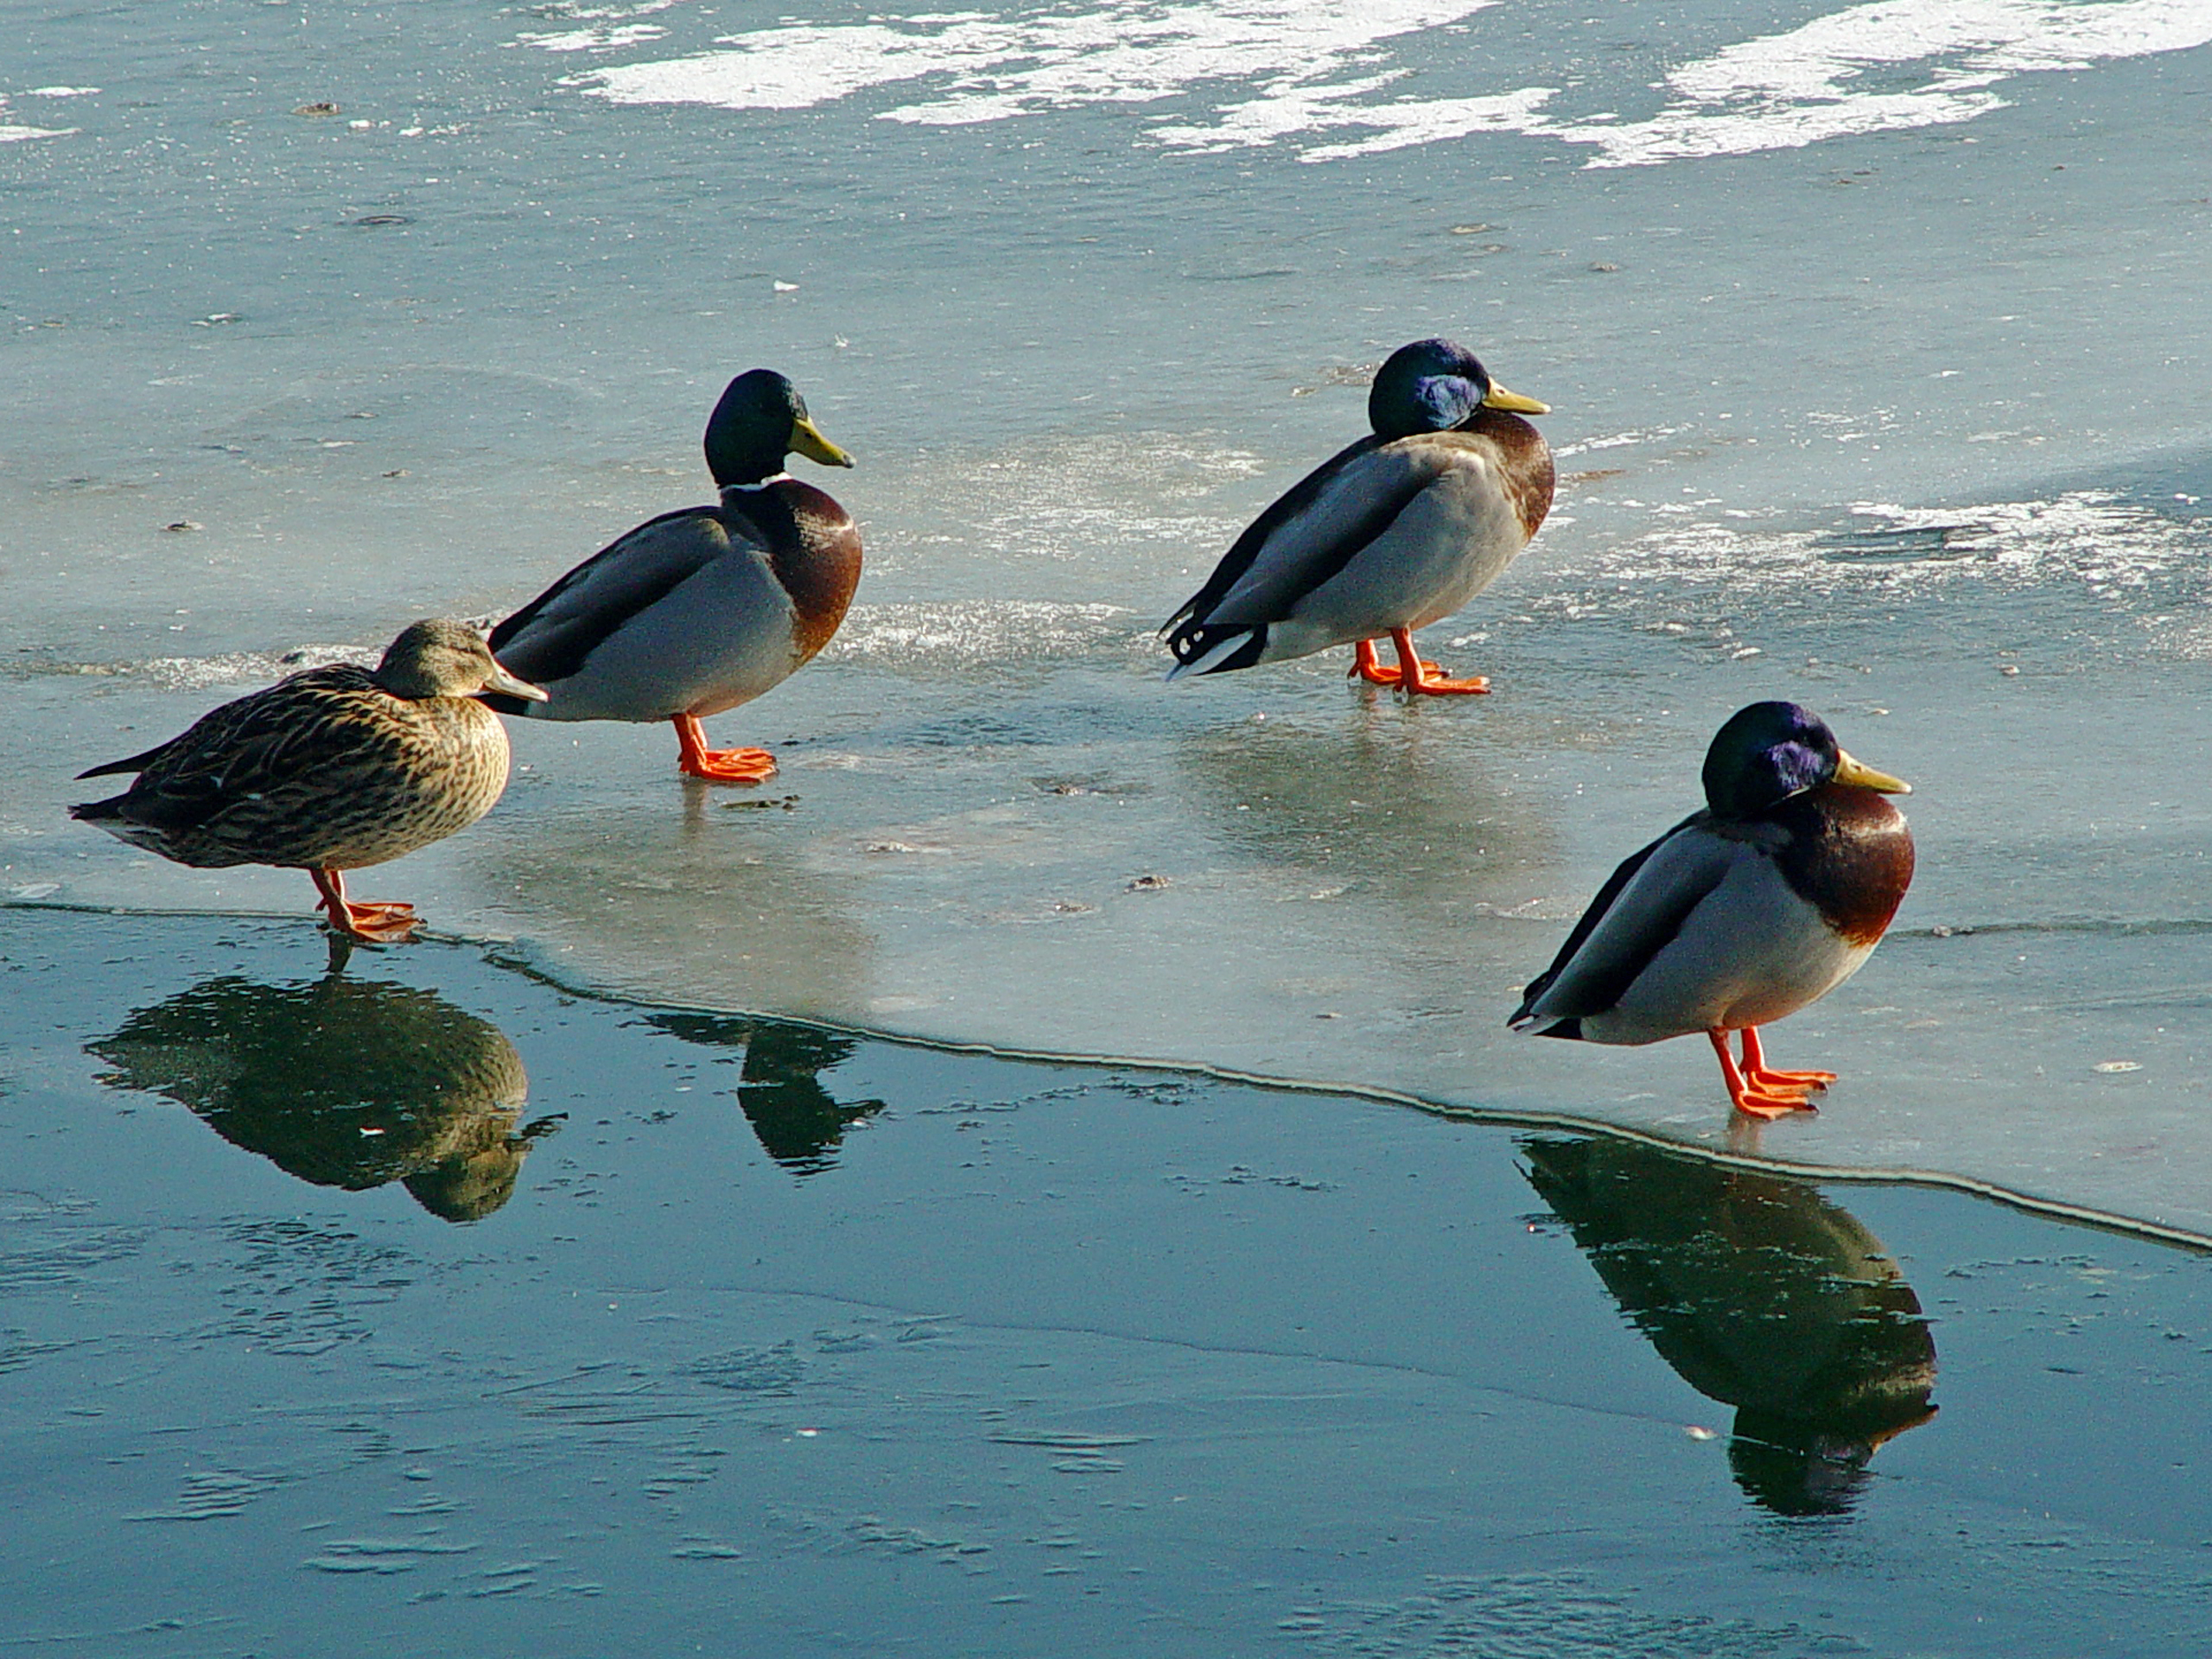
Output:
top-left (1731, 1088), bottom-right (1821, 1121)
top-left (1711, 1027), bottom-right (1827, 1120)
top-left (673, 715), bottom-right (778, 785)
top-left (1738, 1029), bottom-right (1834, 1096)
top-left (679, 746), bottom-right (779, 785)
top-left (1351, 639), bottom-right (1402, 685)
top-left (1352, 632), bottom-right (1493, 696)
top-left (1402, 668), bottom-right (1491, 696)
top-left (1750, 1066), bottom-right (1836, 1092)
top-left (334, 901), bottom-right (422, 944)
top-left (308, 869), bottom-right (421, 944)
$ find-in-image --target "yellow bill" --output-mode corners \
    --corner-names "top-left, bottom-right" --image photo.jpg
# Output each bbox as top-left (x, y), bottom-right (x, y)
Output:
top-left (1481, 382), bottom-right (1549, 415)
top-left (1834, 750), bottom-right (1910, 794)
top-left (789, 415), bottom-right (855, 468)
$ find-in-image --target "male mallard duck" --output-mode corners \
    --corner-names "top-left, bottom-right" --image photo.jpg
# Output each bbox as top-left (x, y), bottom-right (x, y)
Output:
top-left (1510, 702), bottom-right (1915, 1118)
top-left (482, 369), bottom-right (859, 784)
top-left (1164, 338), bottom-right (1552, 695)
top-left (71, 619), bottom-right (545, 943)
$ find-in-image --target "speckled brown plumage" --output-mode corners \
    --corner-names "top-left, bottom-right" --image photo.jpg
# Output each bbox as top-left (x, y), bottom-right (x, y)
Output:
top-left (75, 664), bottom-right (512, 870)
top-left (72, 620), bottom-right (541, 939)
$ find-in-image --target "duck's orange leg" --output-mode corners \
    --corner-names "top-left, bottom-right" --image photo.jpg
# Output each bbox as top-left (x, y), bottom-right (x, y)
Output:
top-left (1351, 638), bottom-right (1402, 685)
top-left (308, 868), bottom-right (421, 944)
top-left (1349, 631), bottom-right (1491, 695)
top-left (673, 714), bottom-right (777, 785)
top-left (1740, 1026), bottom-right (1837, 1093)
top-left (1708, 1027), bottom-right (1821, 1120)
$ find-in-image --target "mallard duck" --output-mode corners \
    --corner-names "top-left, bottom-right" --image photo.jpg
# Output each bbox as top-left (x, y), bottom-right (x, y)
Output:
top-left (71, 618), bottom-right (545, 943)
top-left (482, 369), bottom-right (859, 784)
top-left (1510, 702), bottom-right (1915, 1118)
top-left (1164, 337), bottom-right (1552, 695)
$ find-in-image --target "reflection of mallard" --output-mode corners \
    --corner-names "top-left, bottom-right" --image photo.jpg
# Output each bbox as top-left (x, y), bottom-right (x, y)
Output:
top-left (1523, 1136), bottom-right (1936, 1516)
top-left (89, 973), bottom-right (559, 1222)
top-left (649, 1012), bottom-right (885, 1174)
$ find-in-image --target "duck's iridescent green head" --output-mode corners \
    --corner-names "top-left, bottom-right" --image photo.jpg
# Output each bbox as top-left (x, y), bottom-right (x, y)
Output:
top-left (705, 369), bottom-right (854, 487)
top-left (377, 619), bottom-right (547, 703)
top-left (1367, 338), bottom-right (1548, 442)
top-left (1702, 701), bottom-right (1910, 818)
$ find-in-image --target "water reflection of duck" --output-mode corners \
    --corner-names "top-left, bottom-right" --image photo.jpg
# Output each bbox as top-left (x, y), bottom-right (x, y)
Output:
top-left (1522, 1135), bottom-right (1937, 1516)
top-left (88, 973), bottom-right (559, 1222)
top-left (648, 1012), bottom-right (886, 1175)
top-left (1164, 339), bottom-right (1551, 695)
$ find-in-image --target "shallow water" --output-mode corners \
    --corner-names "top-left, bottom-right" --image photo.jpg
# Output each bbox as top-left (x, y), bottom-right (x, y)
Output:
top-left (3, 908), bottom-right (2211, 1655)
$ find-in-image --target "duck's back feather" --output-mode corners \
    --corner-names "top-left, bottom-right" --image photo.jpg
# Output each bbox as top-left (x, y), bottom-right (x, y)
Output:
top-left (486, 504), bottom-right (740, 695)
top-left (1166, 435), bottom-right (1397, 633)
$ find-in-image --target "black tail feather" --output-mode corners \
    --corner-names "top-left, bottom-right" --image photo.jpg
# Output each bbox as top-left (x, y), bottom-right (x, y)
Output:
top-left (1164, 620), bottom-right (1268, 678)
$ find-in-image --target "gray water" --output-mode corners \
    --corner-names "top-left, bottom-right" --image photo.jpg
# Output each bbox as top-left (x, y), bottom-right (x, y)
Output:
top-left (6, 6), bottom-right (2212, 1270)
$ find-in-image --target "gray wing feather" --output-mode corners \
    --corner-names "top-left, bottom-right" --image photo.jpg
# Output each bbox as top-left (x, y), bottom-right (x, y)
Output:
top-left (1203, 445), bottom-right (1444, 627)
top-left (1514, 817), bottom-right (1739, 1027)
top-left (489, 512), bottom-right (746, 687)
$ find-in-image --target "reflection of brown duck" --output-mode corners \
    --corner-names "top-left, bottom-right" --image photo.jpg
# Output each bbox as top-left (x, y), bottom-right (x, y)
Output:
top-left (649, 1012), bottom-right (885, 1175)
top-left (88, 973), bottom-right (559, 1222)
top-left (1522, 1136), bottom-right (1936, 1516)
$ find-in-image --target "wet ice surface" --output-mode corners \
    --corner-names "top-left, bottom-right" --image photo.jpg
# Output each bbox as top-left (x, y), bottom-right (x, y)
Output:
top-left (3, 909), bottom-right (2211, 1656)
top-left (5, 3), bottom-right (2212, 1232)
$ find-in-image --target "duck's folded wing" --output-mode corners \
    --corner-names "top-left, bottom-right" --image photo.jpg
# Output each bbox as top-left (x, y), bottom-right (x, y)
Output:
top-left (489, 508), bottom-right (741, 685)
top-left (96, 676), bottom-right (395, 833)
top-left (1167, 437), bottom-right (1436, 631)
top-left (1511, 812), bottom-right (1729, 1029)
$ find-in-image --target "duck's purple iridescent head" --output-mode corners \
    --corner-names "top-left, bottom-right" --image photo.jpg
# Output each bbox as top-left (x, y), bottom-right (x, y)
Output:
top-left (1367, 338), bottom-right (1549, 442)
top-left (1702, 701), bottom-right (1910, 818)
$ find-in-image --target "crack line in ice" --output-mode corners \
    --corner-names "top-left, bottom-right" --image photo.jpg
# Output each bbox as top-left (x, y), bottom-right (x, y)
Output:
top-left (543, 0), bottom-right (2212, 166)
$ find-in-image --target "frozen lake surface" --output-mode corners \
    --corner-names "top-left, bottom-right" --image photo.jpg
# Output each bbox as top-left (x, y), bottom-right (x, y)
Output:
top-left (7, 1), bottom-right (2212, 1228)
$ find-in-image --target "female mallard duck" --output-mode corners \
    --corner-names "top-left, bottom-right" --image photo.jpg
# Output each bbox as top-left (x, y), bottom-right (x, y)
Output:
top-left (1164, 338), bottom-right (1551, 695)
top-left (71, 619), bottom-right (545, 943)
top-left (1510, 702), bottom-right (1915, 1118)
top-left (481, 369), bottom-right (859, 784)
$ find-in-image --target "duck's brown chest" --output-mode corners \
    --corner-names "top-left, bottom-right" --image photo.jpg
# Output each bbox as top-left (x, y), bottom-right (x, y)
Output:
top-left (752, 480), bottom-right (862, 660)
top-left (1775, 785), bottom-right (1916, 946)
